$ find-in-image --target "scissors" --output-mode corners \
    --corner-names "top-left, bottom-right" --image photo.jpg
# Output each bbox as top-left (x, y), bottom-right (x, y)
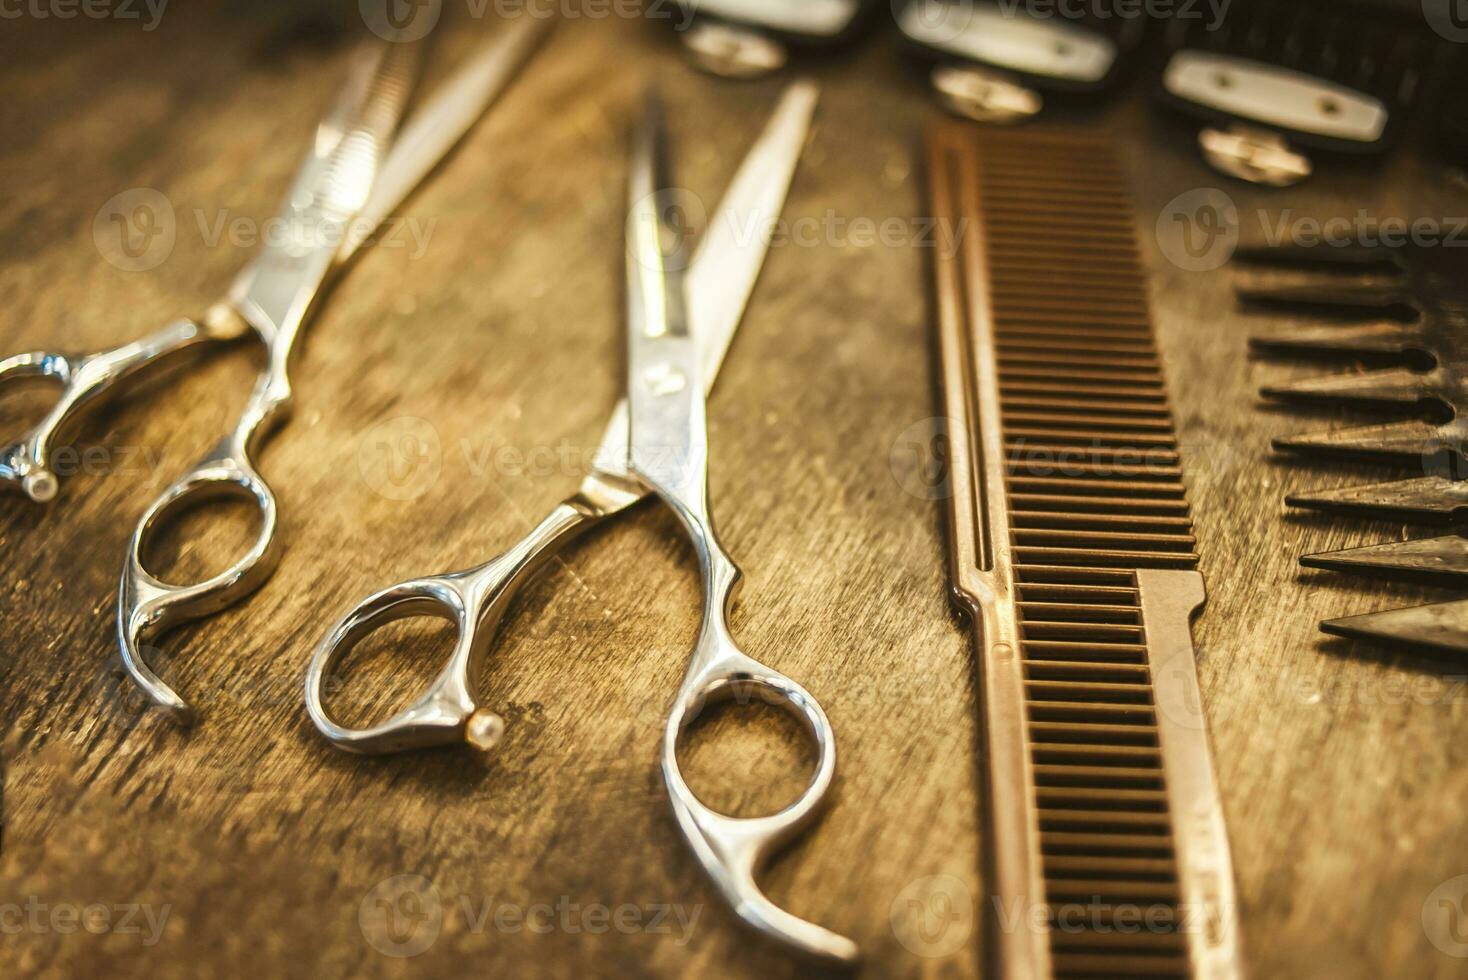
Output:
top-left (59, 22), bottom-right (548, 723)
top-left (305, 82), bottom-right (856, 964)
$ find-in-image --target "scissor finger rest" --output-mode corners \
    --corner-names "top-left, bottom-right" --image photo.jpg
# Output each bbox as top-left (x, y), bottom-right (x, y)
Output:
top-left (662, 647), bottom-right (857, 966)
top-left (1, 318), bottom-right (220, 503)
top-left (305, 575), bottom-right (504, 755)
top-left (118, 442), bottom-right (279, 724)
top-left (306, 499), bottom-right (600, 754)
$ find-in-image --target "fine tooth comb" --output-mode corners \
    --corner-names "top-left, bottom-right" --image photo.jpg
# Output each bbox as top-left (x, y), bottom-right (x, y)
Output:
top-left (897, 0), bottom-right (1144, 123)
top-left (1159, 0), bottom-right (1430, 185)
top-left (928, 125), bottom-right (1242, 980)
top-left (1241, 240), bottom-right (1468, 654)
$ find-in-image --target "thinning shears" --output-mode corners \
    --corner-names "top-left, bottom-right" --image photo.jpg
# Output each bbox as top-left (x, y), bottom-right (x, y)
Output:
top-left (304, 82), bottom-right (856, 964)
top-left (0, 21), bottom-right (548, 721)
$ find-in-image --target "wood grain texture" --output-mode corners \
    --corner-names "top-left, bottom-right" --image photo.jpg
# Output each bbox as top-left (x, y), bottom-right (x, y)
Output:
top-left (1, 5), bottom-right (1466, 978)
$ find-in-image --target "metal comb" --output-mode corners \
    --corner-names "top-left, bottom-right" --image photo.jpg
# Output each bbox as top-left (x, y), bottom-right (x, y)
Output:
top-left (928, 125), bottom-right (1242, 979)
top-left (1242, 240), bottom-right (1468, 654)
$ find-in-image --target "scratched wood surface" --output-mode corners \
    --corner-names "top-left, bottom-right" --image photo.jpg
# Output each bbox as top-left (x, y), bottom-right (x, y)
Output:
top-left (2, 5), bottom-right (1467, 978)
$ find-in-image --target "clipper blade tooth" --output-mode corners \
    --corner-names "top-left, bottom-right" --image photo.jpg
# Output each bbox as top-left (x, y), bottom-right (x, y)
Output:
top-left (1287, 476), bottom-right (1468, 522)
top-left (1273, 419), bottom-right (1444, 465)
top-left (1321, 597), bottom-right (1468, 655)
top-left (1249, 322), bottom-right (1420, 359)
top-left (1302, 534), bottom-right (1468, 584)
top-left (1260, 367), bottom-right (1439, 409)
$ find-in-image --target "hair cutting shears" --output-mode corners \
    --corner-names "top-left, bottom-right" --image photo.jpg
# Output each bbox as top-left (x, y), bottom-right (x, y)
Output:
top-left (0, 21), bottom-right (550, 722)
top-left (304, 81), bottom-right (855, 964)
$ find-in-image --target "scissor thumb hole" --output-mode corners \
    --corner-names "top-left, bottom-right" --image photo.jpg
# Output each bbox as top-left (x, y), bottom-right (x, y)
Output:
top-left (0, 356), bottom-right (66, 440)
top-left (312, 599), bottom-right (464, 733)
top-left (136, 477), bottom-right (270, 587)
top-left (670, 680), bottom-right (824, 820)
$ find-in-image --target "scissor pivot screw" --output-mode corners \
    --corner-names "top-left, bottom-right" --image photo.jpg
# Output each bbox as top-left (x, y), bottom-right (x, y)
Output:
top-left (642, 363), bottom-right (687, 397)
top-left (23, 470), bottom-right (58, 503)
top-left (466, 710), bottom-right (506, 752)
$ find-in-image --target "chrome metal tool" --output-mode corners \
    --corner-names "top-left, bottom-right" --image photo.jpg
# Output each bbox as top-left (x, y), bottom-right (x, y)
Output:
top-left (928, 124), bottom-right (1242, 979)
top-left (669, 0), bottom-right (873, 78)
top-left (6, 21), bottom-right (551, 722)
top-left (897, 0), bottom-right (1143, 123)
top-left (305, 82), bottom-right (852, 964)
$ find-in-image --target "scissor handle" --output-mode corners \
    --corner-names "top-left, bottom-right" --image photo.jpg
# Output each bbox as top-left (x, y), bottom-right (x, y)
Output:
top-left (0, 317), bottom-right (233, 503)
top-left (661, 628), bottom-right (855, 965)
top-left (658, 545), bottom-right (856, 965)
top-left (117, 437), bottom-right (280, 724)
top-left (305, 500), bottom-right (598, 754)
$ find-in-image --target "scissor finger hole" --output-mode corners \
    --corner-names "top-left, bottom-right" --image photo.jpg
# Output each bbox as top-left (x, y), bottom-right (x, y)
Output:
top-left (0, 373), bottom-right (64, 439)
top-left (138, 482), bottom-right (267, 586)
top-left (674, 687), bottom-right (818, 819)
top-left (319, 606), bottom-right (461, 730)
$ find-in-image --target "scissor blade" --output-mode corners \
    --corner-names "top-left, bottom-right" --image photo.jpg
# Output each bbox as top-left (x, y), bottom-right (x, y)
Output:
top-left (686, 79), bottom-right (818, 385)
top-left (235, 41), bottom-right (418, 337)
top-left (342, 17), bottom-right (551, 261)
top-left (585, 80), bottom-right (818, 497)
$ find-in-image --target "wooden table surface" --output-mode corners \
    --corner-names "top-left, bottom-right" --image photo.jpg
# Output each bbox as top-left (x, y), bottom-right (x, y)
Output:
top-left (3, 4), bottom-right (1467, 977)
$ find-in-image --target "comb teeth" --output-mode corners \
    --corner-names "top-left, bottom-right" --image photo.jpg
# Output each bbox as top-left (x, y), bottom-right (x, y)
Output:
top-left (1321, 599), bottom-right (1468, 656)
top-left (1260, 367), bottom-right (1441, 410)
top-left (1273, 420), bottom-right (1446, 465)
top-left (1240, 239), bottom-right (1468, 654)
top-left (1302, 535), bottom-right (1468, 585)
top-left (1238, 281), bottom-right (1415, 316)
top-left (1287, 477), bottom-right (1468, 522)
top-left (1249, 322), bottom-right (1421, 359)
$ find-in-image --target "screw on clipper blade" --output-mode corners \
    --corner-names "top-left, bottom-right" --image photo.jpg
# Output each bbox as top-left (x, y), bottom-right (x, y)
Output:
top-left (1160, 0), bottom-right (1431, 185)
top-left (1240, 240), bottom-right (1468, 654)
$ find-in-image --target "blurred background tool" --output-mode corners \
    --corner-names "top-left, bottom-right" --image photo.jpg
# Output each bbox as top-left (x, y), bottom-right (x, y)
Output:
top-left (1158, 0), bottom-right (1434, 185)
top-left (670, 0), bottom-right (876, 78)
